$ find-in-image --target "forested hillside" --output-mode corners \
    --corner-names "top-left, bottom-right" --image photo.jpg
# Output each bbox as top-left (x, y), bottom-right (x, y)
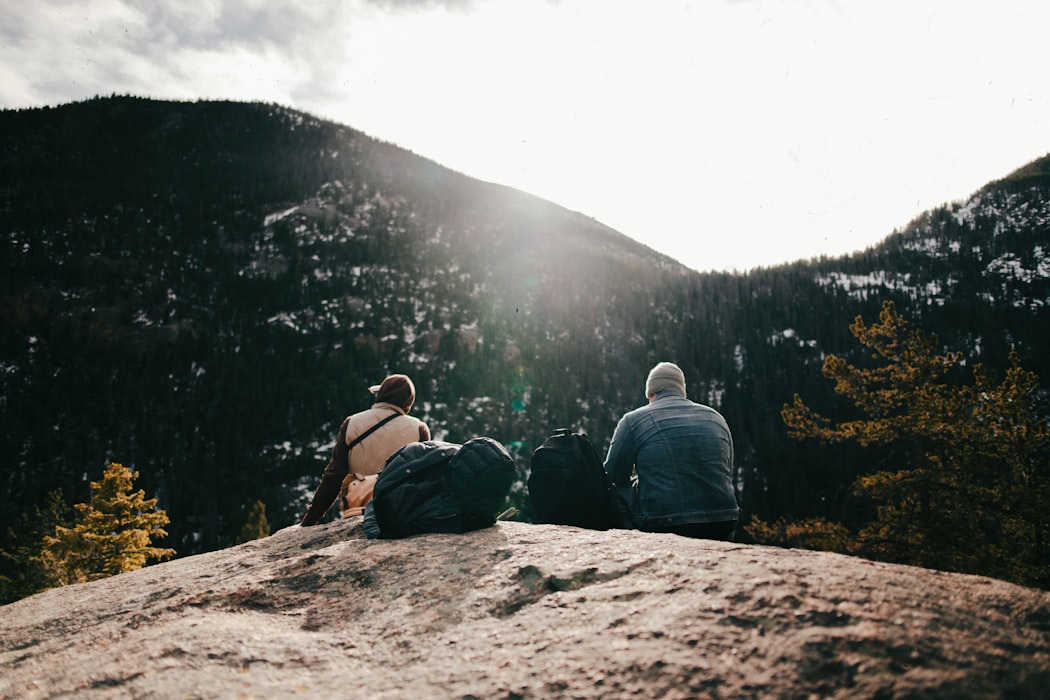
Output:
top-left (2, 97), bottom-right (1048, 578)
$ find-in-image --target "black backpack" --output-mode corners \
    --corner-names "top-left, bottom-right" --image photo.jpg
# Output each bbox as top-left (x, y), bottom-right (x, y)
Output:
top-left (363, 437), bottom-right (515, 539)
top-left (528, 429), bottom-right (634, 530)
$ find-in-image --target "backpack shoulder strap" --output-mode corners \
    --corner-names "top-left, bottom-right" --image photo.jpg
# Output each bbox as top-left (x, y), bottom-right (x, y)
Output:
top-left (346, 410), bottom-right (401, 450)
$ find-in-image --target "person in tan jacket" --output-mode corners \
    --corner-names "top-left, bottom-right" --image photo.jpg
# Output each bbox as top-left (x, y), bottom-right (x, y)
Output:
top-left (300, 374), bottom-right (430, 526)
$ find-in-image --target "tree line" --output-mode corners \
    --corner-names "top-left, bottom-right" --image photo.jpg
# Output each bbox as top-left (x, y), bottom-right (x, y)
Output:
top-left (4, 301), bottom-right (1045, 603)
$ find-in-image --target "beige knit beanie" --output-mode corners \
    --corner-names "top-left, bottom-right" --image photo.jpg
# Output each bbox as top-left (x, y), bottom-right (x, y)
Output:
top-left (645, 362), bottom-right (686, 398)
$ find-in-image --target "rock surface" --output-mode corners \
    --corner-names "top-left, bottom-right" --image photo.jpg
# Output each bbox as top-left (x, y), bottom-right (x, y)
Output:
top-left (1, 519), bottom-right (1049, 699)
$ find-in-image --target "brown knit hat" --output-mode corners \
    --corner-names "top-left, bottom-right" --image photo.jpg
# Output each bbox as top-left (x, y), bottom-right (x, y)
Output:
top-left (369, 374), bottom-right (416, 411)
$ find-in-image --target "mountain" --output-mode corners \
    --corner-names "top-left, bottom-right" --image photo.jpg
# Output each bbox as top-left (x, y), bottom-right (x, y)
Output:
top-left (2, 96), bottom-right (1048, 565)
top-left (2, 519), bottom-right (1048, 698)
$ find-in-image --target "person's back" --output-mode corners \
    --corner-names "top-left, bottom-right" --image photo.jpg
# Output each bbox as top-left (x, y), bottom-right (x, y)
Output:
top-left (604, 362), bottom-right (739, 539)
top-left (343, 403), bottom-right (427, 477)
top-left (300, 374), bottom-right (430, 526)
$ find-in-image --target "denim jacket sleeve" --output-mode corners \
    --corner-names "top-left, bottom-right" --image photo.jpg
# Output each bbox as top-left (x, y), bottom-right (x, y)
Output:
top-left (603, 413), bottom-right (637, 486)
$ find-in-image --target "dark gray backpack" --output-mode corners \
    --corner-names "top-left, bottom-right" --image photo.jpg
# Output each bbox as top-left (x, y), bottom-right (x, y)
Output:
top-left (528, 429), bottom-right (635, 530)
top-left (363, 437), bottom-right (514, 539)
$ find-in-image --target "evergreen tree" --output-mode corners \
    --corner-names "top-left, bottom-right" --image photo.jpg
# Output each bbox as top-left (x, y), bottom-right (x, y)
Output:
top-left (234, 500), bottom-right (271, 544)
top-left (751, 301), bottom-right (1050, 588)
top-left (40, 463), bottom-right (175, 585)
top-left (0, 490), bottom-right (71, 604)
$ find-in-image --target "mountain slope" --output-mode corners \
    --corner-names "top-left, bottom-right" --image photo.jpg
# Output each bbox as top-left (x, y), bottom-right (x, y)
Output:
top-left (0, 96), bottom-right (693, 553)
top-left (1, 97), bottom-right (1047, 571)
top-left (814, 153), bottom-right (1050, 345)
top-left (729, 155), bottom-right (1050, 521)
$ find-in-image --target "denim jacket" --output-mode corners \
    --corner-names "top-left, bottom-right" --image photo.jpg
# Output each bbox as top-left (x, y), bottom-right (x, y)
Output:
top-left (604, 391), bottom-right (739, 528)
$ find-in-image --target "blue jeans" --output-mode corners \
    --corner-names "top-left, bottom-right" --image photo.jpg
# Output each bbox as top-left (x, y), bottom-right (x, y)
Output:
top-left (647, 520), bottom-right (737, 541)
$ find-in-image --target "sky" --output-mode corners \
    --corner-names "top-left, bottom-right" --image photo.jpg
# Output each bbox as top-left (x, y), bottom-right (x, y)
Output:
top-left (2, 0), bottom-right (1048, 273)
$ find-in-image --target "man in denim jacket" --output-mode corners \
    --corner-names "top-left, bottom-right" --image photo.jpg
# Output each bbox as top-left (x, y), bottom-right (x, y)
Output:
top-left (604, 362), bottom-right (739, 540)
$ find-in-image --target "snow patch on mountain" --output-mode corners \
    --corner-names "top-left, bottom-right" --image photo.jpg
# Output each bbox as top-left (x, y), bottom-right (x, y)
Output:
top-left (952, 188), bottom-right (1050, 236)
top-left (984, 248), bottom-right (1050, 284)
top-left (814, 271), bottom-right (951, 306)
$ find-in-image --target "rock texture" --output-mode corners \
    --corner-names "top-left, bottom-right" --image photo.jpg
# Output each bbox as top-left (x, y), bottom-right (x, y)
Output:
top-left (2, 520), bottom-right (1049, 699)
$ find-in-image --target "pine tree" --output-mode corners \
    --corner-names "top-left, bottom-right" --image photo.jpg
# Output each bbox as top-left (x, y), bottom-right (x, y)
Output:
top-left (751, 301), bottom-right (1050, 588)
top-left (0, 490), bottom-right (71, 604)
top-left (234, 500), bottom-right (271, 544)
top-left (40, 462), bottom-right (175, 585)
